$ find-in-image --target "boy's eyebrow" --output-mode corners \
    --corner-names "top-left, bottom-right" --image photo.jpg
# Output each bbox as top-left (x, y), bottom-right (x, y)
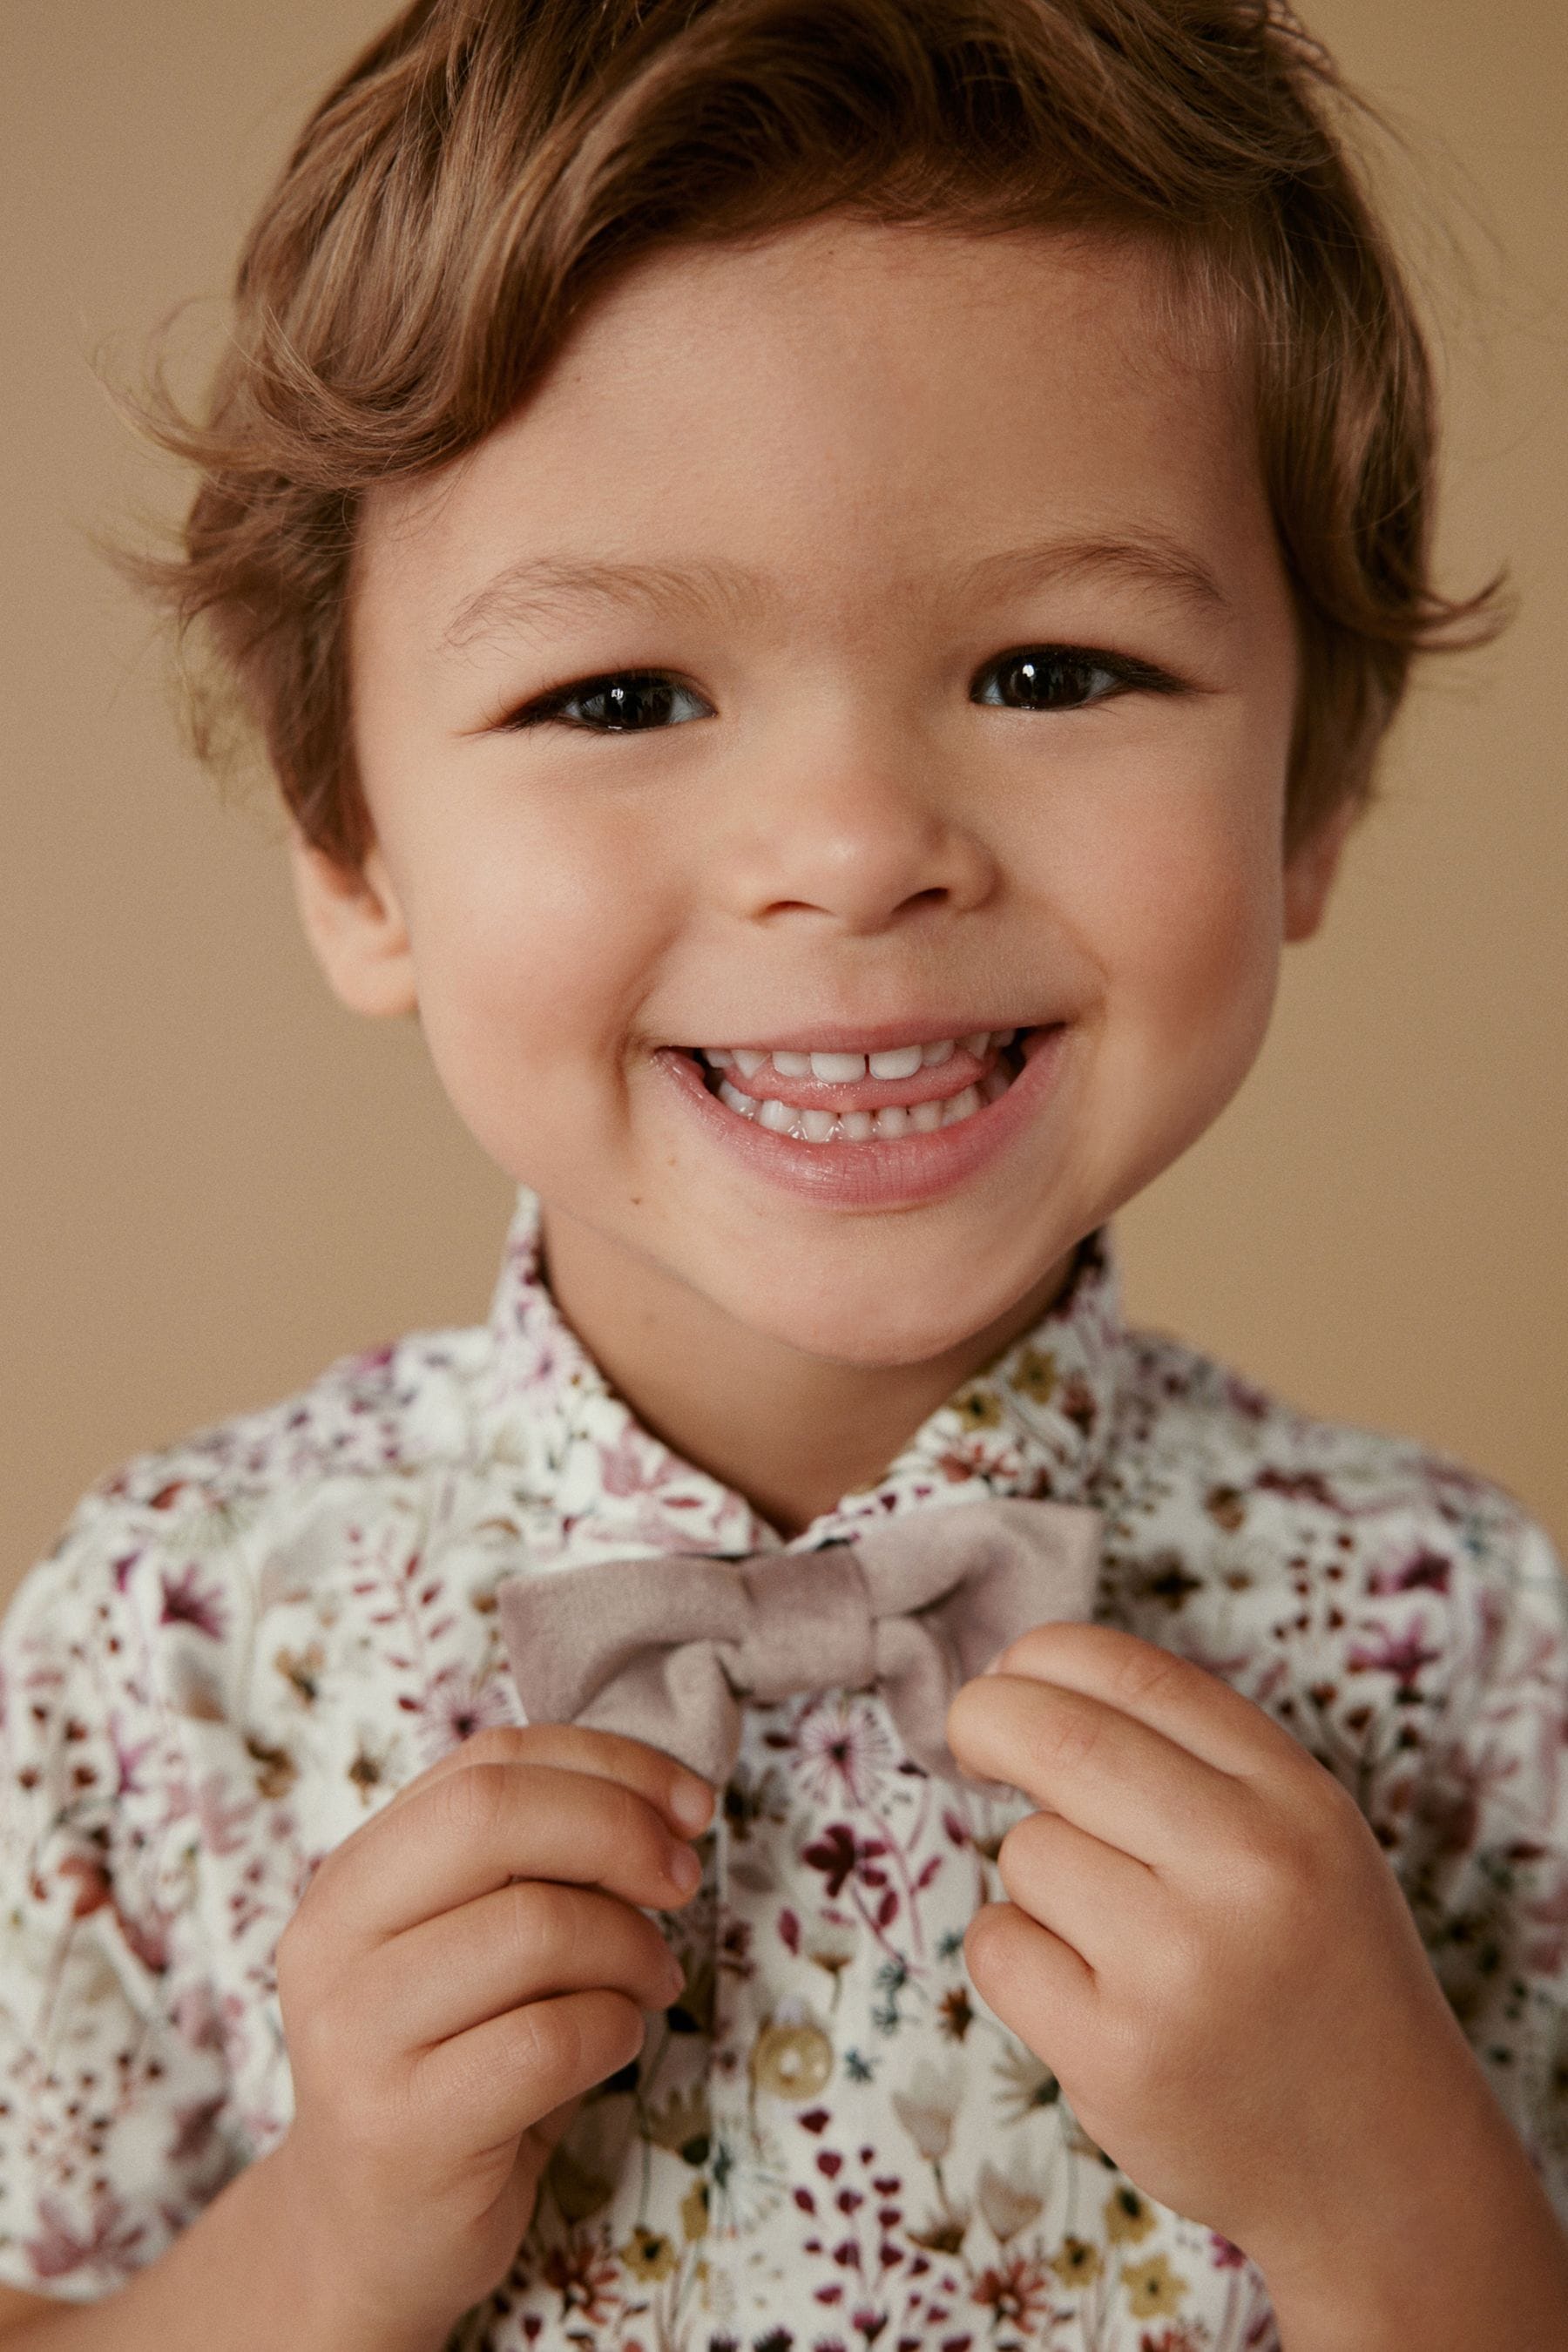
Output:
top-left (960, 533), bottom-right (1232, 622)
top-left (438, 530), bottom-right (1230, 656)
top-left (442, 553), bottom-right (783, 654)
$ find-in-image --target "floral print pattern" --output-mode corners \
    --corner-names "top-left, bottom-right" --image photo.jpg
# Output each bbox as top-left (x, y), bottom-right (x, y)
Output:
top-left (3, 1186), bottom-right (1567, 2352)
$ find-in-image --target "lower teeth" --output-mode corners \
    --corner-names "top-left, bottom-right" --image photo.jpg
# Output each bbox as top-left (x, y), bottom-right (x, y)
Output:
top-left (706, 1042), bottom-right (1023, 1143)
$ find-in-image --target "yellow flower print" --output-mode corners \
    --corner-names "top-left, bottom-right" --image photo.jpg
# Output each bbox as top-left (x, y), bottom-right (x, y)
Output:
top-left (274, 1641), bottom-right (325, 1705)
top-left (1204, 1483), bottom-right (1247, 1532)
top-left (1103, 2182), bottom-right (1157, 2244)
top-left (1010, 1346), bottom-right (1058, 1407)
top-left (346, 1743), bottom-right (389, 1803)
top-left (246, 1736), bottom-right (296, 1801)
top-left (1049, 2234), bottom-right (1104, 2289)
top-left (1122, 2250), bottom-right (1189, 2317)
top-left (679, 2178), bottom-right (709, 2244)
top-left (952, 1385), bottom-right (1004, 1431)
top-left (645, 2084), bottom-right (711, 2163)
top-left (619, 2224), bottom-right (679, 2281)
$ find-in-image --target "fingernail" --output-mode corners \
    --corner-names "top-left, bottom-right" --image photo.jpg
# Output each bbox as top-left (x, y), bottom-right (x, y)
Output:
top-left (660, 1950), bottom-right (686, 2003)
top-left (670, 1774), bottom-right (714, 1834)
top-left (667, 1842), bottom-right (702, 1896)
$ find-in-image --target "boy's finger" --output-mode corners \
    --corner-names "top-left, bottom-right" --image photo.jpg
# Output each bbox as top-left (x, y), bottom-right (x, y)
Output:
top-left (947, 1671), bottom-right (1237, 1870)
top-left (303, 1761), bottom-right (704, 1955)
top-left (372, 1879), bottom-right (685, 2051)
top-left (380, 1720), bottom-right (713, 1837)
top-left (415, 1987), bottom-right (649, 2156)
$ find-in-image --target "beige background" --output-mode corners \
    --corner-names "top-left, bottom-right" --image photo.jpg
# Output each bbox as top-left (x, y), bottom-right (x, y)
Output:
top-left (3, 1), bottom-right (1565, 1598)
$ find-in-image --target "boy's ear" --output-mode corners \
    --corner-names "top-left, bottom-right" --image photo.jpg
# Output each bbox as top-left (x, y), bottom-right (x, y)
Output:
top-left (286, 827), bottom-right (418, 1017)
top-left (1281, 794), bottom-right (1360, 943)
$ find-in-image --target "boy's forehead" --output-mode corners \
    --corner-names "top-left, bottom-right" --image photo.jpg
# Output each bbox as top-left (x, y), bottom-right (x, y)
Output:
top-left (355, 220), bottom-right (1262, 647)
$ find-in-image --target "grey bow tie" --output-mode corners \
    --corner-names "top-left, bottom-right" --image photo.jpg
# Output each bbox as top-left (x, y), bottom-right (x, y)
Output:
top-left (496, 1496), bottom-right (1102, 1789)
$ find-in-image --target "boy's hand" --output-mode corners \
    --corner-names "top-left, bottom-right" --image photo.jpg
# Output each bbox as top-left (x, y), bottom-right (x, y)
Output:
top-left (269, 1722), bottom-right (712, 2352)
top-left (947, 1623), bottom-right (1497, 2282)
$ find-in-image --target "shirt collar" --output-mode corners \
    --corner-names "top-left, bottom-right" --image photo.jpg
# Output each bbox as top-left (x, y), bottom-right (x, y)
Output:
top-left (477, 1187), bottom-right (1125, 1565)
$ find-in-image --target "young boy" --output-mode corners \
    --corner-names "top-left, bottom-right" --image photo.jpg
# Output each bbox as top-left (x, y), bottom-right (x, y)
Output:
top-left (3, 2), bottom-right (1565, 2347)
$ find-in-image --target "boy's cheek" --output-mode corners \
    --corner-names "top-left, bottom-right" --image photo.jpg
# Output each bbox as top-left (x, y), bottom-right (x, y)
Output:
top-left (1078, 832), bottom-right (1281, 1048)
top-left (1164, 783), bottom-right (1282, 931)
top-left (1044, 732), bottom-right (1285, 960)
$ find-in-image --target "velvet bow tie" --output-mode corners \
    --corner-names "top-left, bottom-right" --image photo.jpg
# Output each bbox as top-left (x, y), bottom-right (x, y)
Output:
top-left (495, 1496), bottom-right (1103, 1790)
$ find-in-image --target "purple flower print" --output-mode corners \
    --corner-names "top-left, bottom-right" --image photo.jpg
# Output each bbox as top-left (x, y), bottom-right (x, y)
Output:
top-left (970, 2252), bottom-right (1056, 2329)
top-left (417, 1666), bottom-right (517, 1764)
top-left (598, 1427), bottom-right (682, 1499)
top-left (25, 2191), bottom-right (145, 2281)
top-left (166, 2095), bottom-right (226, 2166)
top-left (159, 1565), bottom-right (227, 1640)
top-left (1368, 1549), bottom-right (1453, 1598)
top-left (193, 1770), bottom-right (255, 1860)
top-left (1346, 1621), bottom-right (1443, 1697)
top-left (802, 1824), bottom-right (890, 1905)
top-left (794, 1697), bottom-right (897, 1808)
top-left (109, 1712), bottom-right (160, 1799)
top-left (3, 1184), bottom-right (1558, 2343)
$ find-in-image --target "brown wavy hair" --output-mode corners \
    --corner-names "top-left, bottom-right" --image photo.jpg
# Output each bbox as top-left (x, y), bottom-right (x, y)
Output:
top-left (99, 0), bottom-right (1505, 872)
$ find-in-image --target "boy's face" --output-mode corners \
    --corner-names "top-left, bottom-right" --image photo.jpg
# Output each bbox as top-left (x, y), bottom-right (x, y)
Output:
top-left (302, 220), bottom-right (1336, 1369)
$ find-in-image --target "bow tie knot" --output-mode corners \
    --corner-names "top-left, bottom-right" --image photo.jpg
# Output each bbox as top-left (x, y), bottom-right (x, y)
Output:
top-left (712, 1546), bottom-right (878, 1701)
top-left (496, 1496), bottom-right (1102, 1789)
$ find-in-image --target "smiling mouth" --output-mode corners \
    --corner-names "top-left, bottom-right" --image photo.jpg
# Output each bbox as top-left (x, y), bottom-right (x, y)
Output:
top-left (676, 1025), bottom-right (1045, 1144)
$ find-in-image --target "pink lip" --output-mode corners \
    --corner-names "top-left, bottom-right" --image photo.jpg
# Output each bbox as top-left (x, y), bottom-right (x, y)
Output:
top-left (654, 1024), bottom-right (1070, 1210)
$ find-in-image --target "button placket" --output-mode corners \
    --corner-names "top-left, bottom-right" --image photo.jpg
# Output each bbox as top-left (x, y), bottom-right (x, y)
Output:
top-left (699, 1768), bottom-right (747, 2325)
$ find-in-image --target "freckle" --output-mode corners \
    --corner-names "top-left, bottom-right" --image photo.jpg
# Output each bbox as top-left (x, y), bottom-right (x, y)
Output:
top-left (629, 1195), bottom-right (643, 1206)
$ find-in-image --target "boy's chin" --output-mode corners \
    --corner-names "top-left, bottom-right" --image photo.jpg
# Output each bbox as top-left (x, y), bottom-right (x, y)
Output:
top-left (709, 1264), bottom-right (1037, 1374)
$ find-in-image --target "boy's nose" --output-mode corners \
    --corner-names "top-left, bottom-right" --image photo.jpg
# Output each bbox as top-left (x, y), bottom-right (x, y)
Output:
top-left (719, 748), bottom-right (998, 936)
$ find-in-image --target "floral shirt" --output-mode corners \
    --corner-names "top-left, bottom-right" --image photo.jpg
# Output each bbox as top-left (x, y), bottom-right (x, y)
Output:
top-left (3, 1187), bottom-right (1567, 2352)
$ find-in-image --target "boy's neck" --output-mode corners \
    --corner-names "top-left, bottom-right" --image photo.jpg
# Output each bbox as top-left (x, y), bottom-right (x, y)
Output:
top-left (537, 1206), bottom-right (1080, 1540)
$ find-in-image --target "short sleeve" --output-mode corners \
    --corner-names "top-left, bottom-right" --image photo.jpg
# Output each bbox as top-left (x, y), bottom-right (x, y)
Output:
top-left (0, 1502), bottom-right (238, 2301)
top-left (1400, 1512), bottom-right (1568, 2229)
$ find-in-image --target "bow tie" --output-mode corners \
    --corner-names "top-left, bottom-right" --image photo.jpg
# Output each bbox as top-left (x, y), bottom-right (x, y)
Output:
top-left (495, 1496), bottom-right (1103, 1790)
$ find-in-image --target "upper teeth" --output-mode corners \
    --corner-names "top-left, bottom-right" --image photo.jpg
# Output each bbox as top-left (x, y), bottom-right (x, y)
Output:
top-left (703, 1031), bottom-right (1012, 1081)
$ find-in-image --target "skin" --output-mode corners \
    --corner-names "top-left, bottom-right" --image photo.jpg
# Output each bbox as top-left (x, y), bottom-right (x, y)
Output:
top-left (269, 1727), bottom-right (713, 2350)
top-left (293, 216), bottom-right (1351, 1536)
top-left (267, 220), bottom-right (1568, 2343)
top-left (0, 220), bottom-right (1554, 2352)
top-left (948, 1625), bottom-right (1568, 2342)
top-left (0, 1728), bottom-right (719, 2352)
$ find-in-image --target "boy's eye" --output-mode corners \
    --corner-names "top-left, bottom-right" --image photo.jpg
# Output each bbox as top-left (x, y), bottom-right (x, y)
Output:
top-left (505, 670), bottom-right (712, 733)
top-left (500, 645), bottom-right (1175, 734)
top-left (975, 647), bottom-right (1176, 711)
